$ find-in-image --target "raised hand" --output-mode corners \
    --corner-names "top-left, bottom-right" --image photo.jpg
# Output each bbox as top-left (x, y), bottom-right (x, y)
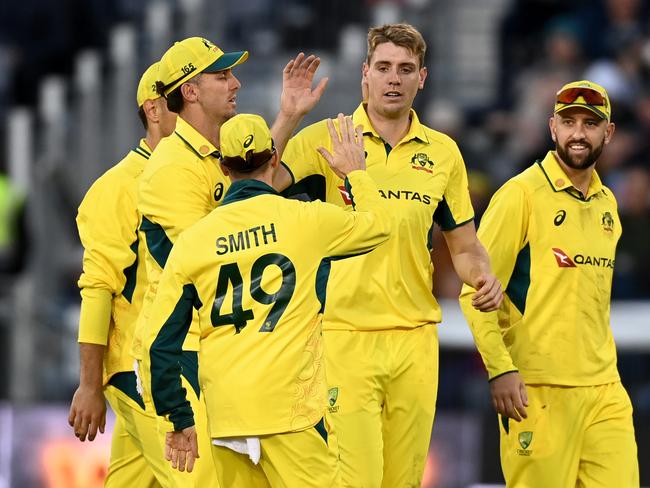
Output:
top-left (317, 114), bottom-right (365, 179)
top-left (280, 52), bottom-right (329, 119)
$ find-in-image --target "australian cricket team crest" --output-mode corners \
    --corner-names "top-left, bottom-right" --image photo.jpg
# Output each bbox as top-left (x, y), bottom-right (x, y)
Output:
top-left (328, 387), bottom-right (339, 413)
top-left (601, 211), bottom-right (614, 232)
top-left (517, 431), bottom-right (533, 456)
top-left (410, 153), bottom-right (434, 174)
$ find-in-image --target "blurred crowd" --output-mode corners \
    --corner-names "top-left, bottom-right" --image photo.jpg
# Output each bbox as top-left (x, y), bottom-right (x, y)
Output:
top-left (0, 0), bottom-right (648, 411)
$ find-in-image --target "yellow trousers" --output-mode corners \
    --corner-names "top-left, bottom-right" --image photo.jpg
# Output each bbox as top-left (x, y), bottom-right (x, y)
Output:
top-left (500, 382), bottom-right (638, 487)
top-left (323, 325), bottom-right (438, 487)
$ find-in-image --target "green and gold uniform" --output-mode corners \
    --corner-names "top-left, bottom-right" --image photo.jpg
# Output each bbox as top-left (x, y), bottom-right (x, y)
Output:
top-left (145, 171), bottom-right (390, 487)
top-left (282, 103), bottom-right (474, 487)
top-left (77, 139), bottom-right (168, 487)
top-left (460, 151), bottom-right (638, 487)
top-left (133, 116), bottom-right (229, 487)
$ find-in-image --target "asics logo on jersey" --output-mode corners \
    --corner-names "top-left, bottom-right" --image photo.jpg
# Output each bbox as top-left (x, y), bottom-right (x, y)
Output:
top-left (554, 209), bottom-right (566, 226)
top-left (552, 248), bottom-right (576, 267)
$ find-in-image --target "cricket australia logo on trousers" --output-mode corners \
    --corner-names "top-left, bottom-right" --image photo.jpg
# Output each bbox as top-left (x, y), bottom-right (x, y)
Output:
top-left (328, 387), bottom-right (339, 413)
top-left (517, 431), bottom-right (533, 456)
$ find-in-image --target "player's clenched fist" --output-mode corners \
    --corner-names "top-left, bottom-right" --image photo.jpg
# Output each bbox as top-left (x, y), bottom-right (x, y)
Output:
top-left (317, 113), bottom-right (366, 179)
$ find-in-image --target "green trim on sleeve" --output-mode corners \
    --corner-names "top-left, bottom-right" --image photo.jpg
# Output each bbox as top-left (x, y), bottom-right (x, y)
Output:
top-left (140, 216), bottom-right (174, 268)
top-left (180, 350), bottom-right (201, 399)
top-left (343, 177), bottom-right (356, 210)
top-left (280, 161), bottom-right (296, 186)
top-left (505, 243), bottom-right (531, 314)
top-left (121, 239), bottom-right (139, 303)
top-left (150, 283), bottom-right (202, 431)
top-left (434, 197), bottom-right (474, 231)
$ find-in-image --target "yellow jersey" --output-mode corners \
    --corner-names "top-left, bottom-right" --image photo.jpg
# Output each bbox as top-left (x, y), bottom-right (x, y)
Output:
top-left (132, 116), bottom-right (231, 359)
top-left (144, 172), bottom-right (391, 435)
top-left (282, 103), bottom-right (474, 330)
top-left (77, 139), bottom-right (152, 384)
top-left (460, 151), bottom-right (621, 386)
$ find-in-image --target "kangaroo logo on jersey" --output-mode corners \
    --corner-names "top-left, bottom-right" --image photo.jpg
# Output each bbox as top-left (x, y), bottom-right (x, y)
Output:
top-left (554, 209), bottom-right (566, 226)
top-left (410, 153), bottom-right (434, 173)
top-left (338, 186), bottom-right (353, 205)
top-left (517, 431), bottom-right (533, 456)
top-left (601, 211), bottom-right (614, 232)
top-left (328, 387), bottom-right (340, 413)
top-left (552, 248), bottom-right (576, 267)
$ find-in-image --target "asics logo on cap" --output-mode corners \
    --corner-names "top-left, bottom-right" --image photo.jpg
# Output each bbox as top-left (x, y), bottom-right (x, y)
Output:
top-left (244, 134), bottom-right (254, 148)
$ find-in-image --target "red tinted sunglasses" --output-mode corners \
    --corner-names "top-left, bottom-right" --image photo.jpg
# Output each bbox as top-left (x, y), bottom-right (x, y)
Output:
top-left (556, 87), bottom-right (606, 106)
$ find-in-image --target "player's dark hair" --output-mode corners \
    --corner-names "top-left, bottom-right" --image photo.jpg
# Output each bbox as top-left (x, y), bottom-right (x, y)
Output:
top-left (166, 87), bottom-right (184, 114)
top-left (137, 105), bottom-right (148, 130)
top-left (367, 23), bottom-right (426, 69)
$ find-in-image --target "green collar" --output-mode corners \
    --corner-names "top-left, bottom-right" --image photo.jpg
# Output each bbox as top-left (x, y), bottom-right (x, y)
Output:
top-left (222, 179), bottom-right (279, 205)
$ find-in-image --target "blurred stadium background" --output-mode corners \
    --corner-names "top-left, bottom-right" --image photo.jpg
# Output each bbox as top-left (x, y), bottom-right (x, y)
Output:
top-left (0, 0), bottom-right (648, 486)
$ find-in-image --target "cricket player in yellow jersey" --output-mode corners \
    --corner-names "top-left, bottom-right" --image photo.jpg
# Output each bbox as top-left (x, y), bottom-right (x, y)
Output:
top-left (131, 37), bottom-right (328, 486)
top-left (274, 23), bottom-right (503, 487)
top-left (143, 112), bottom-right (390, 486)
top-left (68, 62), bottom-right (177, 486)
top-left (460, 80), bottom-right (639, 487)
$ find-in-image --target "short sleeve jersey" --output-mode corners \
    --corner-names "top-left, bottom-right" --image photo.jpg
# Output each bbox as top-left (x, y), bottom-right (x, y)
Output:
top-left (282, 103), bottom-right (474, 330)
top-left (460, 151), bottom-right (621, 386)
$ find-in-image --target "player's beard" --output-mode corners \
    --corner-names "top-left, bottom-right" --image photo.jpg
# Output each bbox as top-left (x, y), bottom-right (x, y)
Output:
top-left (556, 137), bottom-right (604, 170)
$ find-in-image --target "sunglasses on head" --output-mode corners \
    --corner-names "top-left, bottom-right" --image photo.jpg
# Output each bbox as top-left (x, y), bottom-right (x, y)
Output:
top-left (556, 87), bottom-right (606, 106)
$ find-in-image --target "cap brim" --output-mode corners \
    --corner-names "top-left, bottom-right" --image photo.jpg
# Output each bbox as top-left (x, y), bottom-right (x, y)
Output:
top-left (555, 103), bottom-right (608, 120)
top-left (204, 51), bottom-right (249, 73)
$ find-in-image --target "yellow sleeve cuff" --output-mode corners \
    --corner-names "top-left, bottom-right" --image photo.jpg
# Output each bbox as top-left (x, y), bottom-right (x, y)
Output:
top-left (78, 288), bottom-right (113, 345)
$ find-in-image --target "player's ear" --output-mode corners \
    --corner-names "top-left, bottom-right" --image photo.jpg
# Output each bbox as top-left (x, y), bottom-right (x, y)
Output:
top-left (418, 66), bottom-right (427, 89)
top-left (142, 99), bottom-right (158, 123)
top-left (219, 162), bottom-right (230, 176)
top-left (549, 116), bottom-right (557, 142)
top-left (181, 81), bottom-right (199, 103)
top-left (604, 122), bottom-right (615, 145)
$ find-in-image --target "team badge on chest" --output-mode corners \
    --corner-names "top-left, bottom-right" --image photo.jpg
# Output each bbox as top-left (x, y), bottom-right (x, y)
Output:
top-left (410, 153), bottom-right (434, 173)
top-left (601, 211), bottom-right (614, 232)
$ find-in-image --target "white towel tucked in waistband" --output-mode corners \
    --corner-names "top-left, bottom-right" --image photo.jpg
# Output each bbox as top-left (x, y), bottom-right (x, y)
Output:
top-left (212, 437), bottom-right (261, 464)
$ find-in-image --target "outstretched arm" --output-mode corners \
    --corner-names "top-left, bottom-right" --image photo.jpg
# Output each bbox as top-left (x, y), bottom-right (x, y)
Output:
top-left (443, 222), bottom-right (503, 312)
top-left (271, 53), bottom-right (329, 160)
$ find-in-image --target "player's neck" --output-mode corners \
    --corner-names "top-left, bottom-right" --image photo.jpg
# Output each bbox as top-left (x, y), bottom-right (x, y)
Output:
top-left (366, 104), bottom-right (411, 148)
top-left (145, 128), bottom-right (163, 151)
top-left (180, 110), bottom-right (220, 148)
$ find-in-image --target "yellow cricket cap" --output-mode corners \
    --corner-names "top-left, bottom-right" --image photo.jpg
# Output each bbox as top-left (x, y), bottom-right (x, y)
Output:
top-left (157, 37), bottom-right (248, 96)
top-left (220, 114), bottom-right (275, 172)
top-left (136, 62), bottom-right (161, 107)
top-left (554, 80), bottom-right (611, 121)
